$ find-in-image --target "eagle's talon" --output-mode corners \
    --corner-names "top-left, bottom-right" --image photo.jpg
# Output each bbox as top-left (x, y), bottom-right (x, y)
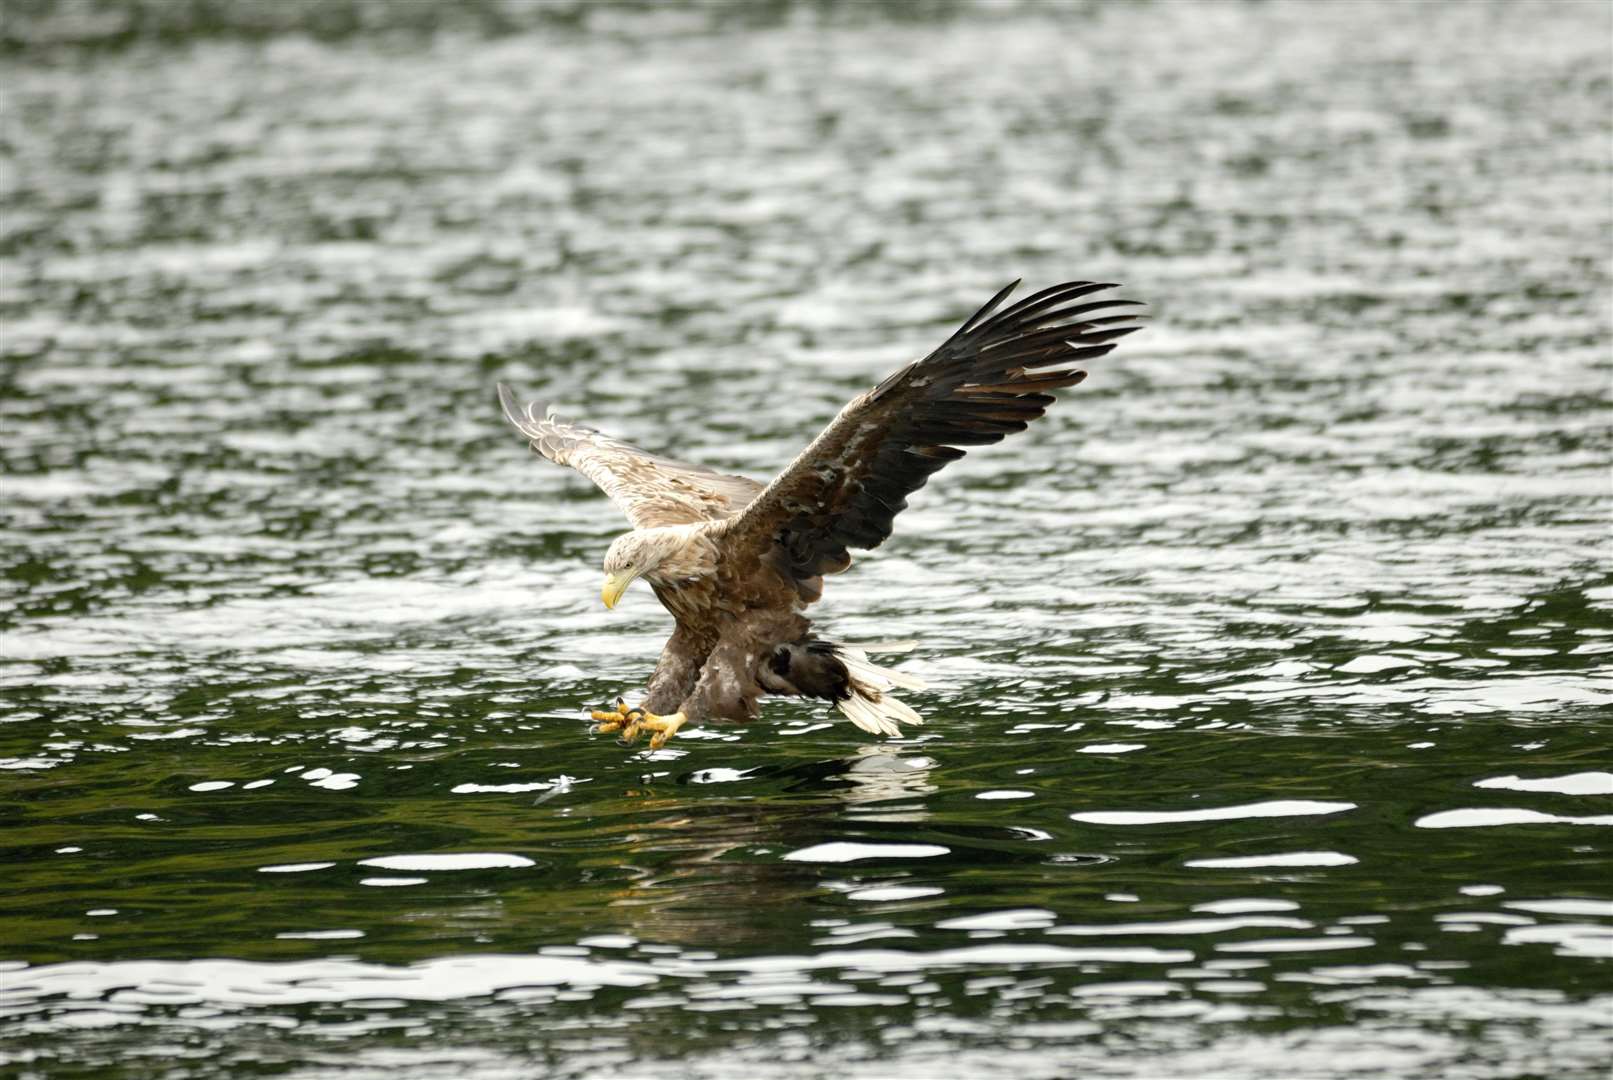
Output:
top-left (586, 700), bottom-right (670, 745)
top-left (590, 706), bottom-right (625, 732)
top-left (592, 707), bottom-right (686, 750)
top-left (590, 698), bottom-right (634, 731)
top-left (641, 712), bottom-right (687, 750)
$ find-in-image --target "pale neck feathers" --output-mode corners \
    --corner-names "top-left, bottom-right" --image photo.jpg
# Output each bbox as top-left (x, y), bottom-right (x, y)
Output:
top-left (623, 524), bottom-right (719, 585)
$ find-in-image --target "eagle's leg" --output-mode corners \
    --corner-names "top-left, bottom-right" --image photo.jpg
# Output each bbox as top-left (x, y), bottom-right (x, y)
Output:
top-left (676, 623), bottom-right (778, 725)
top-left (642, 624), bottom-right (710, 714)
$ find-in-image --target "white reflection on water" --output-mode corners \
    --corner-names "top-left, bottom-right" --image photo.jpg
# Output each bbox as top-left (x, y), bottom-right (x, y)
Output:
top-left (1192, 899), bottom-right (1301, 914)
top-left (1414, 809), bottom-right (1613, 829)
top-left (1217, 937), bottom-right (1375, 954)
top-left (1076, 743), bottom-right (1147, 754)
top-left (276, 930), bottom-right (363, 940)
top-left (1504, 899), bottom-right (1613, 918)
top-left (936, 909), bottom-right (1057, 931)
top-left (355, 854), bottom-right (537, 871)
top-left (450, 782), bottom-right (558, 794)
top-left (357, 878), bottom-right (427, 888)
top-left (1473, 772), bottom-right (1613, 796)
top-left (1071, 799), bottom-right (1355, 825)
top-left (845, 886), bottom-right (944, 903)
top-left (1184, 852), bottom-right (1359, 869)
top-left (1500, 924), bottom-right (1613, 960)
top-left (1049, 916), bottom-right (1313, 937)
top-left (782, 842), bottom-right (950, 863)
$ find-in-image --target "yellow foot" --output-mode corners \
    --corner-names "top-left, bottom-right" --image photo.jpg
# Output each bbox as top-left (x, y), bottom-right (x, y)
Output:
top-left (587, 701), bottom-right (686, 749)
top-left (638, 711), bottom-right (687, 750)
top-left (589, 698), bottom-right (630, 734)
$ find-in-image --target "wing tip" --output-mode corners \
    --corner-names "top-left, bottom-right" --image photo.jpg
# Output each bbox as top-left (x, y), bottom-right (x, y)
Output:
top-left (496, 382), bottom-right (551, 436)
top-left (958, 278), bottom-right (1025, 336)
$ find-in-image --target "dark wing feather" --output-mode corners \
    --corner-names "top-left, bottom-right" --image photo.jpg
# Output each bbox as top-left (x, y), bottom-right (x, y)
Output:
top-left (498, 384), bottom-right (764, 528)
top-left (719, 280), bottom-right (1143, 580)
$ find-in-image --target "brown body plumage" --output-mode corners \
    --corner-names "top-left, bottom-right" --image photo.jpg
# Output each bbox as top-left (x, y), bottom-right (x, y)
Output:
top-left (499, 279), bottom-right (1143, 737)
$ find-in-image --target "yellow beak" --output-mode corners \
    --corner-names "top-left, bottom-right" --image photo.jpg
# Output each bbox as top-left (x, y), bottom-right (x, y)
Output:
top-left (601, 570), bottom-right (636, 610)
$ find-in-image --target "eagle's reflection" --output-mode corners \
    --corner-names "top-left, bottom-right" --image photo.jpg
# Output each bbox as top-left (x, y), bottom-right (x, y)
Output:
top-left (595, 745), bottom-right (940, 948)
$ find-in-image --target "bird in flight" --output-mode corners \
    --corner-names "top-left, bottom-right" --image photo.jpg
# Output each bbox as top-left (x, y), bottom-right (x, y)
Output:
top-left (499, 279), bottom-right (1143, 749)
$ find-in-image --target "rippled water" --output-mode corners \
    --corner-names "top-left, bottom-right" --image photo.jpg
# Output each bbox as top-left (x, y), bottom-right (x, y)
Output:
top-left (3, 2), bottom-right (1611, 1077)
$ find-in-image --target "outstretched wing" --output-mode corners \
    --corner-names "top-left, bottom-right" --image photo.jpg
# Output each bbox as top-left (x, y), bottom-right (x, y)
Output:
top-left (718, 279), bottom-right (1143, 581)
top-left (498, 384), bottom-right (764, 528)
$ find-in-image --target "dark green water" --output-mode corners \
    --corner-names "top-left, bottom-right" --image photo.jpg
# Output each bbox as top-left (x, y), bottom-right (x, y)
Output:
top-left (2, 2), bottom-right (1611, 1077)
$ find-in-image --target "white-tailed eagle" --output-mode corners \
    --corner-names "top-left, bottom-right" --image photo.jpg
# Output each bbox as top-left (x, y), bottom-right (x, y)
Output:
top-left (499, 279), bottom-right (1142, 748)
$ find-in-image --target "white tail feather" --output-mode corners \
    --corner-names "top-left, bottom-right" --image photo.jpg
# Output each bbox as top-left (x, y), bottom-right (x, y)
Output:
top-left (838, 646), bottom-right (928, 692)
top-left (833, 645), bottom-right (926, 737)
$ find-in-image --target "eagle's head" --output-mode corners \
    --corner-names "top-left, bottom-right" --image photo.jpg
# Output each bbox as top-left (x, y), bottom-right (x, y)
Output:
top-left (600, 526), bottom-right (699, 608)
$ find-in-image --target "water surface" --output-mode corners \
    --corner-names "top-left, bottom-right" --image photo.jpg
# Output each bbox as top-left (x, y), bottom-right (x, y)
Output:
top-left (2, 2), bottom-right (1611, 1077)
